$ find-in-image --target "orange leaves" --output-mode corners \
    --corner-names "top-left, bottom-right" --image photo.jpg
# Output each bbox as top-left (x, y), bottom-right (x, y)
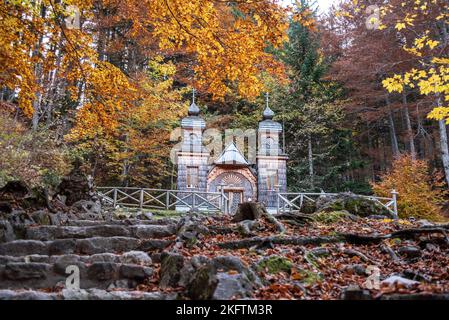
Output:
top-left (372, 155), bottom-right (446, 221)
top-left (145, 0), bottom-right (289, 100)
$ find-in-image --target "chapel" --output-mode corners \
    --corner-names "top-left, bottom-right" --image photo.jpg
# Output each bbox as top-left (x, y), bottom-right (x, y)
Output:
top-left (176, 96), bottom-right (288, 213)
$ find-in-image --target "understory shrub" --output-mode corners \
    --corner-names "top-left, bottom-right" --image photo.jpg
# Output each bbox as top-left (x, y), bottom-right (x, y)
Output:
top-left (372, 155), bottom-right (446, 221)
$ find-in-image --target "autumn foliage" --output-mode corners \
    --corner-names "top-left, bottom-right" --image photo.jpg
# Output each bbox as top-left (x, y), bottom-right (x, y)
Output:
top-left (372, 155), bottom-right (446, 221)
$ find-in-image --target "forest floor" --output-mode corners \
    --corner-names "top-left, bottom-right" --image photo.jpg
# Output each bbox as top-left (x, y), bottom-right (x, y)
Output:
top-left (135, 212), bottom-right (449, 300)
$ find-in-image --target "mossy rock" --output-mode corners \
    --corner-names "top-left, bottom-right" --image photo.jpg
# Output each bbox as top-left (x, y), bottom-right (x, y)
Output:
top-left (294, 269), bottom-right (323, 285)
top-left (187, 264), bottom-right (218, 300)
top-left (316, 193), bottom-right (393, 218)
top-left (312, 210), bottom-right (353, 225)
top-left (258, 255), bottom-right (293, 274)
top-left (300, 198), bottom-right (317, 214)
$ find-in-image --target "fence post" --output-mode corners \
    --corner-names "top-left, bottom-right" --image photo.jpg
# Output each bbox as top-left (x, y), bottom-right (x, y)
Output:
top-left (277, 193), bottom-right (280, 214)
top-left (166, 191), bottom-right (170, 210)
top-left (192, 192), bottom-right (196, 212)
top-left (391, 189), bottom-right (398, 220)
top-left (113, 188), bottom-right (117, 207)
top-left (220, 187), bottom-right (225, 215)
top-left (139, 189), bottom-right (144, 210)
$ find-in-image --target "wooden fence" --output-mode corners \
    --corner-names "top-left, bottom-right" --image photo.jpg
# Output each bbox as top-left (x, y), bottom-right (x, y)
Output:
top-left (96, 187), bottom-right (229, 213)
top-left (96, 187), bottom-right (398, 218)
top-left (277, 190), bottom-right (398, 219)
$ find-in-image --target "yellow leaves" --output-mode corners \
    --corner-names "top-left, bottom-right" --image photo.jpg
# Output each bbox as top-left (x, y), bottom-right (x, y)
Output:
top-left (432, 57), bottom-right (449, 65)
top-left (428, 107), bottom-right (449, 123)
top-left (427, 39), bottom-right (440, 49)
top-left (395, 22), bottom-right (406, 30)
top-left (372, 155), bottom-right (446, 221)
top-left (382, 75), bottom-right (404, 93)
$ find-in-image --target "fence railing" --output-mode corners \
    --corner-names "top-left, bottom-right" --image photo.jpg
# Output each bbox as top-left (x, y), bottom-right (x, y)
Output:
top-left (96, 187), bottom-right (229, 214)
top-left (277, 190), bottom-right (398, 219)
top-left (97, 187), bottom-right (398, 218)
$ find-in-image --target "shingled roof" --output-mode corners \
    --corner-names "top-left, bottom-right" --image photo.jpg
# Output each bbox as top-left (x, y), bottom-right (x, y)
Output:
top-left (214, 142), bottom-right (249, 165)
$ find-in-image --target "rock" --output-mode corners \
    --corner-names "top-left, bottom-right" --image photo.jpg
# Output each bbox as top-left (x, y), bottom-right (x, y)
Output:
top-left (0, 202), bottom-right (12, 213)
top-left (75, 237), bottom-right (140, 255)
top-left (300, 198), bottom-right (317, 214)
top-left (62, 289), bottom-right (90, 300)
top-left (316, 193), bottom-right (393, 218)
top-left (187, 264), bottom-right (218, 300)
top-left (341, 285), bottom-right (372, 300)
top-left (3, 262), bottom-right (50, 280)
top-left (89, 253), bottom-right (120, 263)
top-left (213, 273), bottom-right (255, 300)
top-left (159, 252), bottom-right (185, 288)
top-left (139, 239), bottom-right (172, 251)
top-left (48, 239), bottom-right (76, 255)
top-left (121, 251), bottom-right (152, 265)
top-left (397, 246), bottom-right (421, 259)
top-left (212, 255), bottom-right (261, 286)
top-left (0, 220), bottom-right (15, 242)
top-left (72, 200), bottom-right (102, 217)
top-left (130, 225), bottom-right (175, 239)
top-left (257, 255), bottom-right (293, 274)
top-left (381, 275), bottom-right (420, 288)
top-left (53, 255), bottom-right (83, 274)
top-left (56, 168), bottom-right (92, 206)
top-left (0, 240), bottom-right (48, 256)
top-left (0, 181), bottom-right (29, 201)
top-left (0, 289), bottom-right (57, 300)
top-left (87, 262), bottom-right (119, 281)
top-left (29, 210), bottom-right (52, 225)
top-left (425, 243), bottom-right (440, 252)
top-left (119, 264), bottom-right (153, 280)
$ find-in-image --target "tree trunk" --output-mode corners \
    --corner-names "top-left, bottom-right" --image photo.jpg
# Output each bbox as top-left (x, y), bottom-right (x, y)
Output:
top-left (437, 111), bottom-right (449, 188)
top-left (307, 134), bottom-right (314, 189)
top-left (386, 95), bottom-right (400, 157)
top-left (402, 92), bottom-right (416, 160)
top-left (31, 4), bottom-right (46, 131)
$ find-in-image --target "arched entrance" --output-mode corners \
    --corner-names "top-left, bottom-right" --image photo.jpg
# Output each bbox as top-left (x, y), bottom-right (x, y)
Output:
top-left (208, 169), bottom-right (257, 214)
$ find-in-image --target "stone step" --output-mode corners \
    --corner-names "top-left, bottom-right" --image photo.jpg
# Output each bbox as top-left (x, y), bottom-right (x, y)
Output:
top-left (0, 237), bottom-right (172, 256)
top-left (25, 224), bottom-right (177, 241)
top-left (0, 251), bottom-right (152, 266)
top-left (0, 289), bottom-right (176, 300)
top-left (65, 218), bottom-right (178, 227)
top-left (0, 260), bottom-right (153, 290)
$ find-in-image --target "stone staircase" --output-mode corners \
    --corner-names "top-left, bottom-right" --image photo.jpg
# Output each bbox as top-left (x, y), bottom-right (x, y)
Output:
top-left (0, 218), bottom-right (179, 300)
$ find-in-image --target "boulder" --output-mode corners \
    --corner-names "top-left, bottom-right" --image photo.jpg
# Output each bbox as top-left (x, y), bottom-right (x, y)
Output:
top-left (257, 255), bottom-right (293, 274)
top-left (0, 220), bottom-right (15, 242)
top-left (56, 168), bottom-right (92, 206)
top-left (159, 252), bottom-right (185, 288)
top-left (316, 193), bottom-right (393, 218)
top-left (213, 273), bottom-right (255, 300)
top-left (119, 264), bottom-right (153, 280)
top-left (72, 200), bottom-right (102, 218)
top-left (87, 262), bottom-right (119, 281)
top-left (186, 264), bottom-right (218, 300)
top-left (121, 251), bottom-right (152, 265)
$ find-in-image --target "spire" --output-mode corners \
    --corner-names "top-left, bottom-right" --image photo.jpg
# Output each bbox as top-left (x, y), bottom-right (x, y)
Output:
top-left (263, 92), bottom-right (275, 120)
top-left (188, 88), bottom-right (200, 116)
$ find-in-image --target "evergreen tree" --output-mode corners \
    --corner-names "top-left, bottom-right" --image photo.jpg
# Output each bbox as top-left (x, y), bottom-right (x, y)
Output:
top-left (277, 0), bottom-right (369, 192)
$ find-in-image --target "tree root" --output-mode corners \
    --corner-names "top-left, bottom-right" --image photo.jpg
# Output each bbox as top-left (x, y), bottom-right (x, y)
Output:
top-left (217, 227), bottom-right (449, 249)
